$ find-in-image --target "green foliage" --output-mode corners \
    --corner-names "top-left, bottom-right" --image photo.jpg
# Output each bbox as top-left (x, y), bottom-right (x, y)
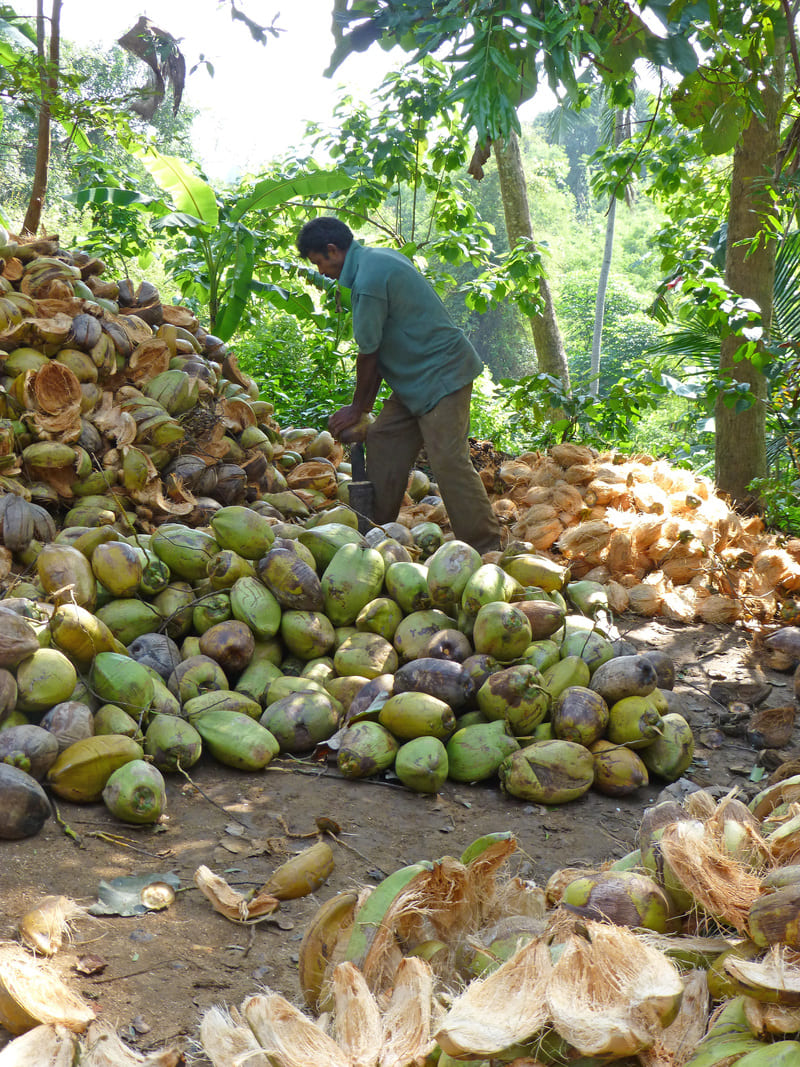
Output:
top-left (497, 361), bottom-right (672, 452)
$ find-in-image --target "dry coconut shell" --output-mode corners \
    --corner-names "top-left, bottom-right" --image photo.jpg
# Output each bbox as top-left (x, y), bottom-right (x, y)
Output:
top-left (0, 1023), bottom-right (79, 1066)
top-left (435, 937), bottom-right (552, 1058)
top-left (0, 941), bottom-right (95, 1034)
top-left (696, 595), bottom-right (742, 625)
top-left (545, 920), bottom-right (684, 1058)
top-left (28, 361), bottom-right (82, 414)
top-left (199, 1004), bottom-right (271, 1067)
top-left (746, 705), bottom-right (796, 750)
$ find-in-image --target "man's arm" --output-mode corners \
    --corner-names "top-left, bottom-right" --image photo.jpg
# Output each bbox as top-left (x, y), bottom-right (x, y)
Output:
top-left (329, 351), bottom-right (382, 437)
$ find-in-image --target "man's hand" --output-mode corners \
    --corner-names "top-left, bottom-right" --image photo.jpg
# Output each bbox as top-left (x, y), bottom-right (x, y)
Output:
top-left (329, 403), bottom-right (363, 439)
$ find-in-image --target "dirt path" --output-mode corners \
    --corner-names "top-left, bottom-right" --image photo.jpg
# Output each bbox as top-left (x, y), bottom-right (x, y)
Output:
top-left (0, 614), bottom-right (792, 1059)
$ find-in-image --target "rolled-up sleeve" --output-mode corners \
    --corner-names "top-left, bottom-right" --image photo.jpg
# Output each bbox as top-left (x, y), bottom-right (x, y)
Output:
top-left (352, 292), bottom-right (387, 353)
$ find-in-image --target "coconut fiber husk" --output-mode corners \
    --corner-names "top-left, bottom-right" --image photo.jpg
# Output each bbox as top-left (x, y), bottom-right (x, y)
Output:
top-left (638, 969), bottom-right (710, 1067)
top-left (544, 920), bottom-right (684, 1058)
top-left (435, 937), bottom-right (552, 1058)
top-left (658, 821), bottom-right (763, 934)
top-left (0, 941), bottom-right (95, 1034)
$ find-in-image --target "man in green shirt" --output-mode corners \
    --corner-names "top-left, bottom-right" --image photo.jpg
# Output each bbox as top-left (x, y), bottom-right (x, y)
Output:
top-left (296, 217), bottom-right (501, 554)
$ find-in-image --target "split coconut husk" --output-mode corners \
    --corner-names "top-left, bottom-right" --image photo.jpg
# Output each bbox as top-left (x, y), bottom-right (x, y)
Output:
top-left (243, 991), bottom-right (350, 1067)
top-left (724, 945), bottom-right (800, 1005)
top-left (545, 920), bottom-right (684, 1058)
top-left (332, 962), bottom-right (383, 1067)
top-left (350, 836), bottom-right (517, 995)
top-left (193, 865), bottom-right (280, 924)
top-left (79, 1021), bottom-right (181, 1066)
top-left (658, 820), bottom-right (763, 934)
top-left (638, 969), bottom-right (710, 1067)
top-left (743, 995), bottom-right (800, 1036)
top-left (0, 1023), bottom-right (78, 1066)
top-left (198, 1004), bottom-right (270, 1067)
top-left (377, 956), bottom-right (436, 1067)
top-left (0, 941), bottom-right (95, 1034)
top-left (435, 937), bottom-right (552, 1058)
top-left (17, 894), bottom-right (88, 956)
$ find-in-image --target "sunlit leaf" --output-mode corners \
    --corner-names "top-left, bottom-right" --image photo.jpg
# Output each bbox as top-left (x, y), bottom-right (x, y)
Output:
top-left (230, 169), bottom-right (356, 223)
top-left (135, 148), bottom-right (218, 226)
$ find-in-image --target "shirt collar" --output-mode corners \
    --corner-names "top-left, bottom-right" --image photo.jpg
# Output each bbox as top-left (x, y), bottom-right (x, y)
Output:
top-left (339, 240), bottom-right (363, 289)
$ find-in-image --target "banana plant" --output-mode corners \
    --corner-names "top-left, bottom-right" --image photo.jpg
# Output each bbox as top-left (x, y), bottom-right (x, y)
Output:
top-left (76, 148), bottom-right (355, 340)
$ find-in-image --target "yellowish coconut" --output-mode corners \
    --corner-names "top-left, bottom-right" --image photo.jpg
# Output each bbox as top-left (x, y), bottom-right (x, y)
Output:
top-left (435, 937), bottom-right (552, 1058)
top-left (545, 920), bottom-right (684, 1058)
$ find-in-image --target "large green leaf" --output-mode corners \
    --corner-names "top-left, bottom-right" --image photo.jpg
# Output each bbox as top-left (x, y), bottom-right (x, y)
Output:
top-left (214, 229), bottom-right (256, 342)
top-left (230, 170), bottom-right (356, 223)
top-left (135, 149), bottom-right (218, 226)
top-left (74, 186), bottom-right (164, 210)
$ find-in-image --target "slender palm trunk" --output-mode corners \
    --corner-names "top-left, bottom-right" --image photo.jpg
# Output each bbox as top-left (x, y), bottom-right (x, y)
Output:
top-left (21, 0), bottom-right (62, 236)
top-left (494, 130), bottom-right (570, 389)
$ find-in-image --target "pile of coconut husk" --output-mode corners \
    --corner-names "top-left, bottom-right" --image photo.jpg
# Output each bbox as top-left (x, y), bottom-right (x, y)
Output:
top-left (183, 780), bottom-right (800, 1065)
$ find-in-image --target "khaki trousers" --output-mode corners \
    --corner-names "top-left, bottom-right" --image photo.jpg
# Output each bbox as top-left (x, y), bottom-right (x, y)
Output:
top-left (365, 384), bottom-right (501, 554)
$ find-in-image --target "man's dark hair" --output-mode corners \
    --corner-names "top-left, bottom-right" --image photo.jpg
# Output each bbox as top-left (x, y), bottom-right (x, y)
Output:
top-left (296, 217), bottom-right (354, 257)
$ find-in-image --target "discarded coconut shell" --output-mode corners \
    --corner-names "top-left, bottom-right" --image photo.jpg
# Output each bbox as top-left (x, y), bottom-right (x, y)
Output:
top-left (746, 705), bottom-right (796, 749)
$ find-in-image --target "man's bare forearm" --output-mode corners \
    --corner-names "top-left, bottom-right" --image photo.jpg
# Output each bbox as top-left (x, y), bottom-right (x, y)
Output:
top-left (352, 351), bottom-right (381, 414)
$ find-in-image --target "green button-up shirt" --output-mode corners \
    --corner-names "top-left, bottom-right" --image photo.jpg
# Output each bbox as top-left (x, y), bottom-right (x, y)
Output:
top-left (339, 241), bottom-right (482, 416)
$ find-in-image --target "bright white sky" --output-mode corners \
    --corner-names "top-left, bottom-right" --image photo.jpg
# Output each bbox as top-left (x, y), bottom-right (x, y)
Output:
top-left (58, 0), bottom-right (405, 181)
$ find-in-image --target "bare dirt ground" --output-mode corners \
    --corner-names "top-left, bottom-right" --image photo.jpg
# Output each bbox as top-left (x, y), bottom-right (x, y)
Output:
top-left (0, 613), bottom-right (795, 1061)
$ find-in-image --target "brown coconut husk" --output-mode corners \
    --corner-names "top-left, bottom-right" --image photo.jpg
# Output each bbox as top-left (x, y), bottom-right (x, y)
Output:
top-left (545, 920), bottom-right (683, 1058)
top-left (557, 521), bottom-right (613, 563)
top-left (331, 963), bottom-right (382, 1067)
top-left (435, 937), bottom-right (552, 1058)
top-left (550, 442), bottom-right (597, 467)
top-left (562, 462), bottom-right (598, 486)
top-left (696, 595), bottom-right (742, 625)
top-left (199, 1004), bottom-right (271, 1067)
top-left (658, 821), bottom-right (763, 934)
top-left (661, 585), bottom-right (698, 623)
top-left (627, 583), bottom-right (664, 616)
top-left (243, 992), bottom-right (350, 1067)
top-left (378, 957), bottom-right (436, 1067)
top-left (0, 941), bottom-right (95, 1034)
top-left (638, 969), bottom-right (710, 1067)
top-left (605, 580), bottom-right (630, 613)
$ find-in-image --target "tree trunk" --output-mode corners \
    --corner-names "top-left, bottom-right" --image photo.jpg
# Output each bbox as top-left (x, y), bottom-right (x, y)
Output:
top-left (590, 109), bottom-right (626, 398)
top-left (714, 56), bottom-right (783, 507)
top-left (590, 194), bottom-right (615, 397)
top-left (21, 0), bottom-right (62, 236)
top-left (494, 130), bottom-right (570, 389)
